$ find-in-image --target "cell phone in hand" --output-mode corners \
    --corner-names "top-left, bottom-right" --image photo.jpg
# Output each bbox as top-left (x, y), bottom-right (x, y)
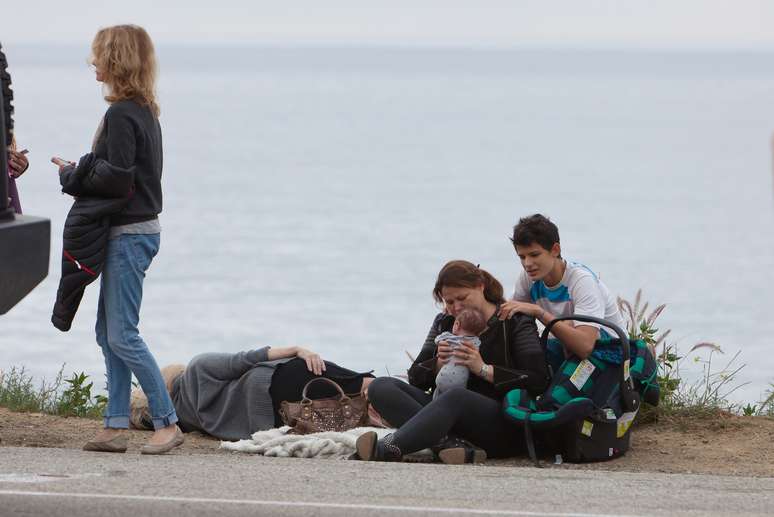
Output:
top-left (51, 157), bottom-right (72, 167)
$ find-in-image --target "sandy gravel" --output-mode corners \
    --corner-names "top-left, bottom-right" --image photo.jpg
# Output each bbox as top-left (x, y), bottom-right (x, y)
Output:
top-left (1, 407), bottom-right (772, 477)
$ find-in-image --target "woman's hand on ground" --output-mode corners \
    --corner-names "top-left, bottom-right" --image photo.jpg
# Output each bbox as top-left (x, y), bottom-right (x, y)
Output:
top-left (8, 149), bottom-right (29, 178)
top-left (296, 347), bottom-right (326, 375)
top-left (452, 340), bottom-right (484, 375)
top-left (498, 301), bottom-right (544, 321)
top-left (435, 341), bottom-right (453, 371)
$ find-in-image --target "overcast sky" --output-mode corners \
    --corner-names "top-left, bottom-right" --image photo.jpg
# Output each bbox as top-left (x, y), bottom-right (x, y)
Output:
top-left (3, 0), bottom-right (774, 49)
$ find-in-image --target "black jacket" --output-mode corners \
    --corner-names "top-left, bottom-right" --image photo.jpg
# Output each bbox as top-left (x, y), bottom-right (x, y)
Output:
top-left (407, 311), bottom-right (549, 400)
top-left (93, 99), bottom-right (163, 226)
top-left (51, 153), bottom-right (135, 331)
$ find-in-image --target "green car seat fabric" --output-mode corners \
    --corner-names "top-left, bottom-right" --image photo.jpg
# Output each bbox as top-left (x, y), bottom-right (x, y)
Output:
top-left (503, 315), bottom-right (659, 464)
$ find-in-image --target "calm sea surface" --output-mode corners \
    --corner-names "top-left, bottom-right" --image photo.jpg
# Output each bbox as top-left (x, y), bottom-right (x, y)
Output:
top-left (2, 45), bottom-right (773, 403)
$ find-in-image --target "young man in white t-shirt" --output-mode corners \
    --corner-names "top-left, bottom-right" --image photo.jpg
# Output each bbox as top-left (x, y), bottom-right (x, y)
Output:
top-left (498, 214), bottom-right (625, 359)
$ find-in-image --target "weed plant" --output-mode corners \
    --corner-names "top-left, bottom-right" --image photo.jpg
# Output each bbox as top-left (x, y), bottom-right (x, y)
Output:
top-left (618, 290), bottom-right (774, 423)
top-left (0, 366), bottom-right (106, 418)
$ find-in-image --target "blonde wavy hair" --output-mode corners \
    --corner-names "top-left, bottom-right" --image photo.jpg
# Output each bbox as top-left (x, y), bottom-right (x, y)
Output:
top-left (130, 364), bottom-right (185, 430)
top-left (90, 25), bottom-right (160, 117)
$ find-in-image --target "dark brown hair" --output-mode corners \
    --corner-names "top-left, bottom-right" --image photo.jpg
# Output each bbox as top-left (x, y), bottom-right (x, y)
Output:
top-left (511, 213), bottom-right (560, 253)
top-left (432, 260), bottom-right (505, 305)
top-left (455, 308), bottom-right (487, 335)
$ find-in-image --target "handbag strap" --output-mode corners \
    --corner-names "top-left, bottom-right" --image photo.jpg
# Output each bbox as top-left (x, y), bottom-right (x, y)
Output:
top-left (300, 377), bottom-right (348, 402)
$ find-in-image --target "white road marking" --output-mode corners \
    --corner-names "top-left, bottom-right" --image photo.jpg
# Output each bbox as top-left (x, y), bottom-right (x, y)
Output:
top-left (0, 489), bottom-right (641, 517)
top-left (0, 473), bottom-right (100, 484)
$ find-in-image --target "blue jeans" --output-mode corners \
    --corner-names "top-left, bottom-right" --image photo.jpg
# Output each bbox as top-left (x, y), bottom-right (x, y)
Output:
top-left (95, 233), bottom-right (178, 430)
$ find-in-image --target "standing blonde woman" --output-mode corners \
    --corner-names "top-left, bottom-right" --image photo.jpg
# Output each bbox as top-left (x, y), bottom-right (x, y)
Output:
top-left (51, 25), bottom-right (181, 454)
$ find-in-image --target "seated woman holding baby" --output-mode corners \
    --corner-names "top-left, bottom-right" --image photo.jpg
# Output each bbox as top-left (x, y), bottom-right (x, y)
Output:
top-left (357, 260), bottom-right (549, 464)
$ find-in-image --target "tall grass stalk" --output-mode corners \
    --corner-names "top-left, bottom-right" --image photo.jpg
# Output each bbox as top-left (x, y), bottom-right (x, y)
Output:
top-left (618, 290), bottom-right (772, 422)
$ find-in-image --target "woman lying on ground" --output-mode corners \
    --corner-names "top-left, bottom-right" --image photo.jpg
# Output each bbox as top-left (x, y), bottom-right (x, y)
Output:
top-left (131, 346), bottom-right (380, 441)
top-left (357, 260), bottom-right (549, 464)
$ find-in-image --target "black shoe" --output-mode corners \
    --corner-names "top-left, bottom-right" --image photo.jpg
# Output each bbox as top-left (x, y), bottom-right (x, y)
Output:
top-left (355, 431), bottom-right (403, 462)
top-left (433, 435), bottom-right (487, 465)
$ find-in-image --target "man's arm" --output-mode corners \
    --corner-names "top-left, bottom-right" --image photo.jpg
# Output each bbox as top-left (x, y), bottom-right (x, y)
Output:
top-left (498, 275), bottom-right (605, 359)
top-left (501, 303), bottom-right (598, 358)
top-left (539, 313), bottom-right (598, 359)
top-left (542, 274), bottom-right (606, 358)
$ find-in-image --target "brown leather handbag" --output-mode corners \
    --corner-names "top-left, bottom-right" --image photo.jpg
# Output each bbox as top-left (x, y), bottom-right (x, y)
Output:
top-left (278, 377), bottom-right (369, 434)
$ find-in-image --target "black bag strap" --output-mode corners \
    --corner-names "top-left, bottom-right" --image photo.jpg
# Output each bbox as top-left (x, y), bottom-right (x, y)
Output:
top-left (540, 315), bottom-right (639, 413)
top-left (523, 417), bottom-right (541, 468)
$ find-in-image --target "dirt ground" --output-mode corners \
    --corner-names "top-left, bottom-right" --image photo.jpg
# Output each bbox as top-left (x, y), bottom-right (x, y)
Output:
top-left (1, 407), bottom-right (772, 477)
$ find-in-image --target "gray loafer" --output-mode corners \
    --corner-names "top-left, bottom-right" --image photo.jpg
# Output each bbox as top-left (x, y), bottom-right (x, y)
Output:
top-left (140, 428), bottom-right (184, 455)
top-left (83, 434), bottom-right (128, 453)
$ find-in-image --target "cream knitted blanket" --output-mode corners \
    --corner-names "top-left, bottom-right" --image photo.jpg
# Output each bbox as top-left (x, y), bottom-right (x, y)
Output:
top-left (220, 426), bottom-right (432, 460)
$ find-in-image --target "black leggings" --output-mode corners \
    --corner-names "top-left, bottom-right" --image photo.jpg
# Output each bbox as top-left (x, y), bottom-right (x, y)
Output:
top-left (367, 377), bottom-right (525, 459)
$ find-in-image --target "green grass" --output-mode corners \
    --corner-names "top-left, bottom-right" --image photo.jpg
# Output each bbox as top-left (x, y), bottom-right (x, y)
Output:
top-left (0, 365), bottom-right (106, 418)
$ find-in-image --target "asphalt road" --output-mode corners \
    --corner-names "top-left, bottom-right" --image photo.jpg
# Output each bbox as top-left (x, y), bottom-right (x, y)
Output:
top-left (0, 446), bottom-right (771, 517)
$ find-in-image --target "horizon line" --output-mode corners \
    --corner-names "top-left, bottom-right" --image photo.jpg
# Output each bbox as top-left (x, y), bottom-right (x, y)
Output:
top-left (5, 40), bottom-right (774, 54)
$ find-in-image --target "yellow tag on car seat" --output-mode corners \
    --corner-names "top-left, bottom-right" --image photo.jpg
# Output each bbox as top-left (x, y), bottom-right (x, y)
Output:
top-left (569, 359), bottom-right (596, 390)
top-left (616, 411), bottom-right (637, 437)
top-left (581, 420), bottom-right (594, 437)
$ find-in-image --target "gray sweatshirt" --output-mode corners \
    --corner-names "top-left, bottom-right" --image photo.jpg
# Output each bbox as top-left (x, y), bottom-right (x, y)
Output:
top-left (171, 348), bottom-right (291, 441)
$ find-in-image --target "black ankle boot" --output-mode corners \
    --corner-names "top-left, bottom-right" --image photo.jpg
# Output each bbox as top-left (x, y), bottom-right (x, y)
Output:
top-left (432, 435), bottom-right (487, 465)
top-left (355, 431), bottom-right (403, 462)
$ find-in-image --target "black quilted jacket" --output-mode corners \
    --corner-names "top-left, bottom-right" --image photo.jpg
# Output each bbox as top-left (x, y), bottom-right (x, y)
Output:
top-left (408, 312), bottom-right (549, 400)
top-left (51, 153), bottom-right (135, 331)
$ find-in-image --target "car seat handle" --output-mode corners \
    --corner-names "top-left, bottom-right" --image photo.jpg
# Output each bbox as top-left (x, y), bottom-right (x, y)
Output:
top-left (540, 315), bottom-right (639, 413)
top-left (540, 315), bottom-right (630, 363)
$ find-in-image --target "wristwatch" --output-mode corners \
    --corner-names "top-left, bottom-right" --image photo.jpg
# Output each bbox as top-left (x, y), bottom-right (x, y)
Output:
top-left (479, 363), bottom-right (490, 378)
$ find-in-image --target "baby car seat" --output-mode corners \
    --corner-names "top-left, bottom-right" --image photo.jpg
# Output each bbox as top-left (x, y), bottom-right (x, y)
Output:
top-left (503, 315), bottom-right (659, 464)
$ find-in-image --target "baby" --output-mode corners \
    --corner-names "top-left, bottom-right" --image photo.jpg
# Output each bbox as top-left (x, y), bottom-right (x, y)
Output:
top-left (433, 308), bottom-right (488, 398)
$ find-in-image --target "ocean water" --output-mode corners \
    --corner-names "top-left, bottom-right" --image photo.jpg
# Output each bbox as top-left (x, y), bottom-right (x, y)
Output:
top-left (2, 45), bottom-right (773, 403)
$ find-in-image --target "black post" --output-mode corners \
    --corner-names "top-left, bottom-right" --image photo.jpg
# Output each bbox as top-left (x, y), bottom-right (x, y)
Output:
top-left (0, 43), bottom-right (51, 315)
top-left (0, 67), bottom-right (10, 221)
top-left (0, 41), bottom-right (13, 222)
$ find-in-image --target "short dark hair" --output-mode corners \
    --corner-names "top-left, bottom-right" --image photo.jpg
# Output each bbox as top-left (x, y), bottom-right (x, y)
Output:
top-left (511, 214), bottom-right (560, 252)
top-left (455, 308), bottom-right (487, 336)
